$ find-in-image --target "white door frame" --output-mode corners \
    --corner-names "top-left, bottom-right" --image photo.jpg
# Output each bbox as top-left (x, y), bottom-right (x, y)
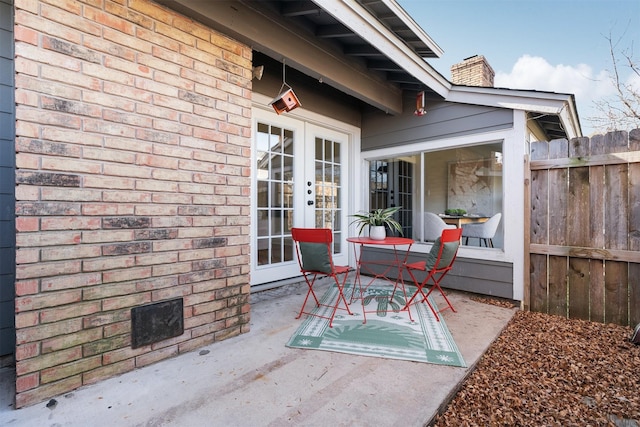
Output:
top-left (250, 95), bottom-right (361, 286)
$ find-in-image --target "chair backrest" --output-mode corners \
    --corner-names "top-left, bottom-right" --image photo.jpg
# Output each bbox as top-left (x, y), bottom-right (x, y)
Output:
top-left (291, 227), bottom-right (333, 244)
top-left (461, 213), bottom-right (502, 239)
top-left (480, 213), bottom-right (501, 238)
top-left (423, 212), bottom-right (455, 241)
top-left (291, 228), bottom-right (334, 274)
top-left (425, 228), bottom-right (462, 271)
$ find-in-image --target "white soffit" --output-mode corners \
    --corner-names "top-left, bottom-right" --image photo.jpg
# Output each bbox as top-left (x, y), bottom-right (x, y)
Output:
top-left (315, 0), bottom-right (451, 98)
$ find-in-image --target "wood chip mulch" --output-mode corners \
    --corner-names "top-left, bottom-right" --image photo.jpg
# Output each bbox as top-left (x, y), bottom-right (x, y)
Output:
top-left (432, 310), bottom-right (640, 426)
top-left (470, 295), bottom-right (519, 309)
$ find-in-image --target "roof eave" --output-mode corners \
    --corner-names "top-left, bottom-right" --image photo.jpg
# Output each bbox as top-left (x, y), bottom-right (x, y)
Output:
top-left (377, 0), bottom-right (445, 58)
top-left (315, 0), bottom-right (451, 98)
top-left (447, 85), bottom-right (583, 139)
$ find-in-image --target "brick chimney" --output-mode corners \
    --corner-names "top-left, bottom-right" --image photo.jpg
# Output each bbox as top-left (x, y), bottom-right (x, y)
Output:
top-left (450, 55), bottom-right (495, 87)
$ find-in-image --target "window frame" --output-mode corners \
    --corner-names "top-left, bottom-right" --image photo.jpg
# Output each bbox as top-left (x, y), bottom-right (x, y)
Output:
top-left (356, 131), bottom-right (521, 265)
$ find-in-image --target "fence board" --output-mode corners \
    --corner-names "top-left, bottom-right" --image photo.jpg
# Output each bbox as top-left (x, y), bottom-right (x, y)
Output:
top-left (590, 259), bottom-right (605, 323)
top-left (630, 263), bottom-right (640, 326)
top-left (530, 140), bottom-right (549, 246)
top-left (590, 134), bottom-right (606, 155)
top-left (606, 130), bottom-right (629, 154)
top-left (590, 165), bottom-right (605, 249)
top-left (530, 170), bottom-right (548, 244)
top-left (530, 254), bottom-right (547, 313)
top-left (549, 138), bottom-right (568, 158)
top-left (548, 256), bottom-right (567, 316)
top-left (568, 257), bottom-right (590, 320)
top-left (531, 140), bottom-right (549, 161)
top-left (570, 136), bottom-right (590, 157)
top-left (631, 129), bottom-right (640, 151)
top-left (605, 164), bottom-right (628, 249)
top-left (568, 167), bottom-right (590, 246)
top-left (549, 139), bottom-right (568, 247)
top-left (548, 168), bottom-right (567, 246)
top-left (604, 261), bottom-right (628, 325)
top-left (630, 161), bottom-right (640, 251)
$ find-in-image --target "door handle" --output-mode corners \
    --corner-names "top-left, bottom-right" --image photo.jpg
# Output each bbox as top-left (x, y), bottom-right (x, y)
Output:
top-left (307, 200), bottom-right (314, 205)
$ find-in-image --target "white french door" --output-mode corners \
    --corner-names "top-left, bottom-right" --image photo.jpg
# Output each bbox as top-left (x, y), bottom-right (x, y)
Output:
top-left (251, 109), bottom-right (350, 285)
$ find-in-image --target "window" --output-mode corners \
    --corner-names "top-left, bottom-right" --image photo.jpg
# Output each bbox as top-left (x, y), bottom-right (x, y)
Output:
top-left (368, 160), bottom-right (413, 237)
top-left (370, 142), bottom-right (503, 249)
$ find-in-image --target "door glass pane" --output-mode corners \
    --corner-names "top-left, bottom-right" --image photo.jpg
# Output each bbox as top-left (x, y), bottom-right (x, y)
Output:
top-left (270, 126), bottom-right (282, 151)
top-left (314, 136), bottom-right (342, 254)
top-left (256, 122), bottom-right (295, 266)
top-left (257, 181), bottom-right (268, 208)
top-left (314, 161), bottom-right (323, 209)
top-left (284, 129), bottom-right (293, 155)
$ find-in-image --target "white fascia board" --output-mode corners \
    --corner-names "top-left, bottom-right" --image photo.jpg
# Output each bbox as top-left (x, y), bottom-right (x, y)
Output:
top-left (558, 94), bottom-right (582, 138)
top-left (447, 86), bottom-right (569, 113)
top-left (314, 0), bottom-right (451, 98)
top-left (447, 86), bottom-right (582, 138)
top-left (379, 0), bottom-right (444, 57)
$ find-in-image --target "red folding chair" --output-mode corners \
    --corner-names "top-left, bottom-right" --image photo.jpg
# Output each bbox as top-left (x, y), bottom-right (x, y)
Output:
top-left (400, 228), bottom-right (462, 321)
top-left (291, 228), bottom-right (353, 327)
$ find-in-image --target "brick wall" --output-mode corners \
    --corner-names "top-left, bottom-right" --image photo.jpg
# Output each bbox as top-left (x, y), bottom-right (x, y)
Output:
top-left (13, 0), bottom-right (252, 408)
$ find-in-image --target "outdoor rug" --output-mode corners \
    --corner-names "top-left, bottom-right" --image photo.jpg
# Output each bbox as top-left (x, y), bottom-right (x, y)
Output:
top-left (286, 282), bottom-right (466, 367)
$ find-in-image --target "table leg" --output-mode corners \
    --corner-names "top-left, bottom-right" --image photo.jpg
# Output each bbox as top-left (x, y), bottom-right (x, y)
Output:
top-left (350, 243), bottom-right (414, 323)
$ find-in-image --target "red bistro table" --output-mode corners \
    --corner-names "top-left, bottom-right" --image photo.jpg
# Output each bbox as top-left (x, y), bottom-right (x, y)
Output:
top-left (346, 236), bottom-right (414, 323)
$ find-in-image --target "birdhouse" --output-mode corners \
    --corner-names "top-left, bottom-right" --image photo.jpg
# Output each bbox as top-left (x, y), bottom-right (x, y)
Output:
top-left (270, 87), bottom-right (301, 115)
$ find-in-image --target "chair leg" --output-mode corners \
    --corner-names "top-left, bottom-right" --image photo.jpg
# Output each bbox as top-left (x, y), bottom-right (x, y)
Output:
top-left (388, 275), bottom-right (414, 322)
top-left (424, 282), bottom-right (456, 315)
top-left (479, 238), bottom-right (494, 248)
top-left (295, 273), bottom-right (320, 320)
top-left (401, 268), bottom-right (437, 321)
top-left (297, 272), bottom-right (353, 328)
top-left (324, 272), bottom-right (353, 328)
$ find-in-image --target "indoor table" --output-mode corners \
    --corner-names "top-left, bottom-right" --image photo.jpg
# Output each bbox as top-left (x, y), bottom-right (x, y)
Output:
top-left (440, 215), bottom-right (489, 228)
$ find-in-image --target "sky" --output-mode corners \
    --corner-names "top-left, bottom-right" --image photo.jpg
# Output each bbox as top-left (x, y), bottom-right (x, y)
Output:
top-left (397, 0), bottom-right (640, 136)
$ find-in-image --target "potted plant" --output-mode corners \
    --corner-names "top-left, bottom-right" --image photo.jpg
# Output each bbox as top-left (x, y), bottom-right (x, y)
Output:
top-left (349, 206), bottom-right (403, 240)
top-left (444, 208), bottom-right (467, 216)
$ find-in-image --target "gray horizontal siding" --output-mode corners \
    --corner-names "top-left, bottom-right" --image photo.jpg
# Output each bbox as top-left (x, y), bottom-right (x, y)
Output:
top-left (361, 96), bottom-right (513, 151)
top-left (359, 247), bottom-right (514, 300)
top-left (438, 256), bottom-right (513, 299)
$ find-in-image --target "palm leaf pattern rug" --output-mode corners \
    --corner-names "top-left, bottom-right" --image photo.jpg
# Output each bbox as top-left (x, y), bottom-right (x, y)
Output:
top-left (286, 282), bottom-right (466, 367)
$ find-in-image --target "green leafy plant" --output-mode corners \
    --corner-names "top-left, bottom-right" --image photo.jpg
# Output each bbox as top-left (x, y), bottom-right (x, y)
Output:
top-left (444, 208), bottom-right (467, 216)
top-left (349, 206), bottom-right (403, 236)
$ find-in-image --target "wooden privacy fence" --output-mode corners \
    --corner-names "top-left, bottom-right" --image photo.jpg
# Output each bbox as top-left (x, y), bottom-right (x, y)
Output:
top-left (525, 129), bottom-right (640, 327)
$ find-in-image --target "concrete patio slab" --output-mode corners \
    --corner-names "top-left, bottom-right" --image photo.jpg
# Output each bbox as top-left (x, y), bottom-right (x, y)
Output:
top-left (0, 278), bottom-right (517, 426)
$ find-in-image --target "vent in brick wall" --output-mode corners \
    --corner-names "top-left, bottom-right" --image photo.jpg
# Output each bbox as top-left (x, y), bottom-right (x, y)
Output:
top-left (131, 298), bottom-right (184, 348)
